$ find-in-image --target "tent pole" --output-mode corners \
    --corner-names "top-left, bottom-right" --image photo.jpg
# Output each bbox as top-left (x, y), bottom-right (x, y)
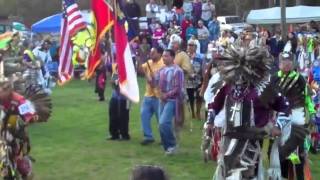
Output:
top-left (280, 0), bottom-right (287, 41)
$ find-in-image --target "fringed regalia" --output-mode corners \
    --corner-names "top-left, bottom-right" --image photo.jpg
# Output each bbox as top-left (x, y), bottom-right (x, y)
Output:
top-left (205, 46), bottom-right (307, 179)
top-left (270, 52), bottom-right (315, 180)
top-left (0, 50), bottom-right (52, 179)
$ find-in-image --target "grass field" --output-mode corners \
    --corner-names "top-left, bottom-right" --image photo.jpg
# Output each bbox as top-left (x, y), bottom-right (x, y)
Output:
top-left (28, 78), bottom-right (320, 180)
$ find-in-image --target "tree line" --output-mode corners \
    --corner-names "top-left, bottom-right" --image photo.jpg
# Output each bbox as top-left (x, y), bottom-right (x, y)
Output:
top-left (0, 0), bottom-right (319, 26)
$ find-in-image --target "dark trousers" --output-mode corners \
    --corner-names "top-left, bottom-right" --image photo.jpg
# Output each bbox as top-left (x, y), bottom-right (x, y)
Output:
top-left (280, 142), bottom-right (305, 180)
top-left (281, 159), bottom-right (305, 180)
top-left (109, 97), bottom-right (130, 139)
top-left (186, 87), bottom-right (202, 119)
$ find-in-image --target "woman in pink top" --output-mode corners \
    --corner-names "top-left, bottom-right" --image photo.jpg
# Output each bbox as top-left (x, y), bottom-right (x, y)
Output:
top-left (152, 23), bottom-right (165, 47)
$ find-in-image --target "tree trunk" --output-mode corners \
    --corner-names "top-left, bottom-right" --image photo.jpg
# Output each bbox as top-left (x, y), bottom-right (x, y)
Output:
top-left (268, 0), bottom-right (274, 7)
top-left (254, 0), bottom-right (260, 9)
top-left (296, 0), bottom-right (302, 5)
top-left (233, 0), bottom-right (241, 16)
top-left (280, 0), bottom-right (287, 41)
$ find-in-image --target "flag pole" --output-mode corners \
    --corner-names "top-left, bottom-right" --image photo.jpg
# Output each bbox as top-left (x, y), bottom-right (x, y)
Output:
top-left (113, 0), bottom-right (117, 22)
top-left (0, 55), bottom-right (4, 82)
top-left (108, 31), bottom-right (114, 64)
top-left (112, 0), bottom-right (117, 69)
top-left (280, 0), bottom-right (287, 41)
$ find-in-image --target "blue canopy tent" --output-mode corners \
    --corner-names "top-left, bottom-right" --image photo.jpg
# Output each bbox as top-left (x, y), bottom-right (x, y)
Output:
top-left (31, 11), bottom-right (91, 33)
top-left (31, 14), bottom-right (62, 33)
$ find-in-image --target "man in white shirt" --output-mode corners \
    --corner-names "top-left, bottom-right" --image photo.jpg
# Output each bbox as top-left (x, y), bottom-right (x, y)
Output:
top-left (201, 0), bottom-right (215, 26)
top-left (33, 40), bottom-right (52, 66)
top-left (32, 39), bottom-right (52, 91)
top-left (197, 20), bottom-right (210, 54)
top-left (183, 0), bottom-right (193, 18)
top-left (145, 0), bottom-right (159, 25)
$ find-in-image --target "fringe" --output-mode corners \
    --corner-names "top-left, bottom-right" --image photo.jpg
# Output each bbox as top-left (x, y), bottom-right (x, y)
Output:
top-left (268, 139), bottom-right (282, 180)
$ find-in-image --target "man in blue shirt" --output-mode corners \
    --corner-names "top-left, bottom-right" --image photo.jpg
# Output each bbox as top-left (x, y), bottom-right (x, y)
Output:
top-left (208, 16), bottom-right (220, 41)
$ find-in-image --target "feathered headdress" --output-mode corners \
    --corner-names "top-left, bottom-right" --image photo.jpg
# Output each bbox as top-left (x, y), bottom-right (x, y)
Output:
top-left (216, 46), bottom-right (273, 91)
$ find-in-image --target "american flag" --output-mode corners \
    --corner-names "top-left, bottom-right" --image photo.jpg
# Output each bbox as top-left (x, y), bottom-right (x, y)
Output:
top-left (58, 0), bottom-right (86, 85)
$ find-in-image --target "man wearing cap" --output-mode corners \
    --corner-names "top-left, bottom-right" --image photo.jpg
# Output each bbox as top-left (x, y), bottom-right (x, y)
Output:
top-left (272, 51), bottom-right (315, 180)
top-left (186, 40), bottom-right (204, 119)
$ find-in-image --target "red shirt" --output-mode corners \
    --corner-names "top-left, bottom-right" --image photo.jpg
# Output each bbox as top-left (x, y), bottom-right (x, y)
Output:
top-left (181, 20), bottom-right (192, 40)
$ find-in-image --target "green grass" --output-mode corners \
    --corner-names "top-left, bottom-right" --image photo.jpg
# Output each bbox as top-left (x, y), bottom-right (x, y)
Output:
top-left (29, 78), bottom-right (320, 180)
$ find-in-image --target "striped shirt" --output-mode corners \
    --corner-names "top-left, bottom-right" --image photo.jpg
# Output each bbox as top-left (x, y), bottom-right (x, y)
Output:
top-left (155, 65), bottom-right (184, 100)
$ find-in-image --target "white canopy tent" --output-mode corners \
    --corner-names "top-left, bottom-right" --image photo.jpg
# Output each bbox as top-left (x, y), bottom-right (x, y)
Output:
top-left (246, 5), bottom-right (320, 24)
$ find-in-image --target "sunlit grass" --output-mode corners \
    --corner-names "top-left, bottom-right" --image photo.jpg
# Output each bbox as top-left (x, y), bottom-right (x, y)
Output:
top-left (29, 78), bottom-right (320, 179)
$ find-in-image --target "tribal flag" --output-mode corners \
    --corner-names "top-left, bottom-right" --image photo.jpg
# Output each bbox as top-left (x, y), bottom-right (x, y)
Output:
top-left (114, 2), bottom-right (140, 103)
top-left (58, 0), bottom-right (86, 85)
top-left (86, 0), bottom-right (114, 78)
top-left (0, 32), bottom-right (13, 50)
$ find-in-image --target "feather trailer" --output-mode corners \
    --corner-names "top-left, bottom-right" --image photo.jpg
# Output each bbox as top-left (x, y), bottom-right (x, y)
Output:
top-left (279, 125), bottom-right (309, 160)
top-left (23, 85), bottom-right (52, 122)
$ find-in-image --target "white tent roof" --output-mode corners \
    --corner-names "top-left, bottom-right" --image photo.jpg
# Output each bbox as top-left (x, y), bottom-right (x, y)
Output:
top-left (246, 5), bottom-right (320, 24)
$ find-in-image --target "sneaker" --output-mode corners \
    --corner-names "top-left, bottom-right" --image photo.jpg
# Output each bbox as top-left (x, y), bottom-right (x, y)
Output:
top-left (140, 139), bottom-right (155, 145)
top-left (165, 146), bottom-right (177, 156)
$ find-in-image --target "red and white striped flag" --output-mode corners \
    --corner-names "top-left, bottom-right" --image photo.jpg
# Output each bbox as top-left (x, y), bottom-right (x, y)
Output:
top-left (58, 0), bottom-right (86, 85)
top-left (114, 13), bottom-right (140, 103)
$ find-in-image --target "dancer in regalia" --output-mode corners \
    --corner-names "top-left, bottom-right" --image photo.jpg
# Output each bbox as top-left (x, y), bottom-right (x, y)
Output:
top-left (206, 46), bottom-right (308, 179)
top-left (0, 53), bottom-right (52, 179)
top-left (271, 51), bottom-right (315, 180)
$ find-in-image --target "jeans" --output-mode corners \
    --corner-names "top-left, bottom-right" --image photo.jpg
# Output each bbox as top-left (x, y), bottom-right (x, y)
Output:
top-left (199, 39), bottom-right (209, 54)
top-left (141, 97), bottom-right (160, 140)
top-left (159, 100), bottom-right (176, 150)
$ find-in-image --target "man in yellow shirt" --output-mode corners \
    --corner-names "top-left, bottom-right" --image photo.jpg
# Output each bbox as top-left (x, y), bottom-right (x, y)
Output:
top-left (139, 47), bottom-right (165, 145)
top-left (171, 40), bottom-right (193, 77)
top-left (171, 40), bottom-right (193, 129)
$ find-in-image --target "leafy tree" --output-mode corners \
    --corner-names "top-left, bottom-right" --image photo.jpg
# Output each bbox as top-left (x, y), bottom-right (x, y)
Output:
top-left (0, 0), bottom-right (320, 25)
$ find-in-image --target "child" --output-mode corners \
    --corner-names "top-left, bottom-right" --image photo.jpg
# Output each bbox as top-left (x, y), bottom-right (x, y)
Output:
top-left (94, 61), bottom-right (107, 101)
top-left (152, 23), bottom-right (165, 47)
top-left (107, 64), bottom-right (130, 140)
